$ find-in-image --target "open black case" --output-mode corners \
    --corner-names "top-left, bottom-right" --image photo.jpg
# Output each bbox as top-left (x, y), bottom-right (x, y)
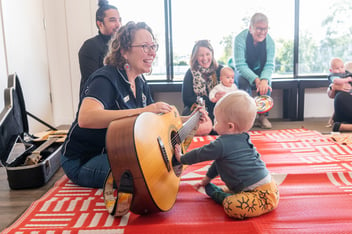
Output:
top-left (0, 73), bottom-right (64, 189)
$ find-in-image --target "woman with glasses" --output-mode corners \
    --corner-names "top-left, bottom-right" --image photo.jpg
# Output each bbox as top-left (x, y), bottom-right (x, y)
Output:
top-left (182, 40), bottom-right (223, 135)
top-left (61, 21), bottom-right (207, 189)
top-left (232, 12), bottom-right (275, 129)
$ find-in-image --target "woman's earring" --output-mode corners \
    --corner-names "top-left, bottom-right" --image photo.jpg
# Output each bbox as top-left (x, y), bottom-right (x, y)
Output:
top-left (124, 63), bottom-right (131, 71)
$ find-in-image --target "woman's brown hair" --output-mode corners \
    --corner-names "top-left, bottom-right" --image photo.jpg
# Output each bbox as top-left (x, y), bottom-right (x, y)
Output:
top-left (189, 40), bottom-right (218, 71)
top-left (104, 21), bottom-right (155, 69)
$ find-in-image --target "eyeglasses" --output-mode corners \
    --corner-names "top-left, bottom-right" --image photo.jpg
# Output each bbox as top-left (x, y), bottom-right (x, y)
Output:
top-left (130, 43), bottom-right (159, 53)
top-left (254, 27), bottom-right (268, 33)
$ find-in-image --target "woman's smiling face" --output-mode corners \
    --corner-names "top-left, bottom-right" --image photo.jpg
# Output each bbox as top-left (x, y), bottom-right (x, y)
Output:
top-left (126, 29), bottom-right (156, 74)
top-left (249, 21), bottom-right (268, 45)
top-left (196, 46), bottom-right (213, 69)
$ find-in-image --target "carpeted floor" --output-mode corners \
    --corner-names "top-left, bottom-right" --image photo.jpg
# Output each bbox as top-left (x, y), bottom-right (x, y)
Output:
top-left (3, 129), bottom-right (352, 234)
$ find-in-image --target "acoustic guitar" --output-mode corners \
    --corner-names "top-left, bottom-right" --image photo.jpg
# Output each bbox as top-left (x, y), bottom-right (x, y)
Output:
top-left (106, 106), bottom-right (201, 215)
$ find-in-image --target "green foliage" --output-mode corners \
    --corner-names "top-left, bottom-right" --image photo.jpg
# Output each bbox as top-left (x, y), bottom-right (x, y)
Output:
top-left (219, 33), bottom-right (234, 64)
top-left (217, 0), bottom-right (352, 76)
top-left (176, 61), bottom-right (187, 66)
top-left (275, 39), bottom-right (293, 73)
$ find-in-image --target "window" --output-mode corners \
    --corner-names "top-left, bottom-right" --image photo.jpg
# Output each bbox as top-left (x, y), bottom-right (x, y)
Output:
top-left (172, 0), bottom-right (294, 80)
top-left (112, 0), bottom-right (352, 81)
top-left (299, 0), bottom-right (352, 76)
top-left (112, 0), bottom-right (166, 80)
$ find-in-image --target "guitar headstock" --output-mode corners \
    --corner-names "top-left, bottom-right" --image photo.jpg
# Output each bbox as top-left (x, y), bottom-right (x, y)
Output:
top-left (196, 96), bottom-right (205, 107)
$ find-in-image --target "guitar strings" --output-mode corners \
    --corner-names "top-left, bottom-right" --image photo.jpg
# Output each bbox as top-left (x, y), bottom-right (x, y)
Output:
top-left (169, 112), bottom-right (201, 148)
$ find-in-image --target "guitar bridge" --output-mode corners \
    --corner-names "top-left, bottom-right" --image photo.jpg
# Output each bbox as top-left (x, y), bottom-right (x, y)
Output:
top-left (157, 136), bottom-right (171, 172)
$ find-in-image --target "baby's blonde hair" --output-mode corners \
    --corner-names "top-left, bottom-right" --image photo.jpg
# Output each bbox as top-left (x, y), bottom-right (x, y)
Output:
top-left (220, 66), bottom-right (234, 77)
top-left (330, 57), bottom-right (344, 69)
top-left (215, 90), bottom-right (257, 132)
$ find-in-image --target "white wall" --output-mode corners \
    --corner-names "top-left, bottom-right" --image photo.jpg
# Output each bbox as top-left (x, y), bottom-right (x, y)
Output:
top-left (43, 0), bottom-right (98, 126)
top-left (304, 88), bottom-right (334, 118)
top-left (43, 0), bottom-right (78, 126)
top-left (0, 0), bottom-right (333, 135)
top-left (156, 88), bottom-right (334, 119)
top-left (1, 0), bottom-right (53, 132)
top-left (0, 1), bottom-right (8, 111)
top-left (155, 89), bottom-right (283, 118)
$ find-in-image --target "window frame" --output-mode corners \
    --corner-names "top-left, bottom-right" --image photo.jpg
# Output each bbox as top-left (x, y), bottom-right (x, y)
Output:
top-left (150, 0), bottom-right (336, 122)
top-left (154, 0), bottom-right (346, 83)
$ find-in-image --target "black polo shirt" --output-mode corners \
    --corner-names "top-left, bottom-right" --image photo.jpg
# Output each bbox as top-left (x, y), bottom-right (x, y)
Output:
top-left (62, 65), bottom-right (154, 161)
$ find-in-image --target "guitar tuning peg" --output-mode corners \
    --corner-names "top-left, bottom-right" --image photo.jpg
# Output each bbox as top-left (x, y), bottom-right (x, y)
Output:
top-left (196, 96), bottom-right (204, 106)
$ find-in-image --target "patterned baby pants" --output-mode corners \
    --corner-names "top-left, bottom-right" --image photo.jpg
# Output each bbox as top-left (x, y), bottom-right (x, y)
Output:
top-left (222, 180), bottom-right (279, 219)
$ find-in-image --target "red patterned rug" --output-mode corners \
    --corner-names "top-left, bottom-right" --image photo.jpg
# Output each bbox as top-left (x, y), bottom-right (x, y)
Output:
top-left (3, 129), bottom-right (352, 233)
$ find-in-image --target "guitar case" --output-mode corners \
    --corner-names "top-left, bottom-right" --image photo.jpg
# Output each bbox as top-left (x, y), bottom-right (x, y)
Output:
top-left (0, 73), bottom-right (63, 189)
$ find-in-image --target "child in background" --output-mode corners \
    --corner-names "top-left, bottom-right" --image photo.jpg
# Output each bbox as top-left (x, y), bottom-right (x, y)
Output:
top-left (328, 57), bottom-right (352, 87)
top-left (209, 67), bottom-right (237, 103)
top-left (174, 90), bottom-right (279, 219)
top-left (345, 61), bottom-right (352, 73)
top-left (327, 58), bottom-right (352, 127)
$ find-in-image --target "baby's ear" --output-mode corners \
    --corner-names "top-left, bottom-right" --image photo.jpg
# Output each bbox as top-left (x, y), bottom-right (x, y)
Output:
top-left (228, 122), bottom-right (236, 130)
top-left (229, 121), bottom-right (241, 133)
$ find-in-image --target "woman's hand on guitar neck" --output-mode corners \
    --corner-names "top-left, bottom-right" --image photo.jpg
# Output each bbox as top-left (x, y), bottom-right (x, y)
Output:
top-left (196, 106), bottom-right (209, 124)
top-left (180, 105), bottom-right (208, 123)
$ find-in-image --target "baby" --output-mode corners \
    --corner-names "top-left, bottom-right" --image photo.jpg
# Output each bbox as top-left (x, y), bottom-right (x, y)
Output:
top-left (175, 90), bottom-right (279, 219)
top-left (209, 66), bottom-right (237, 103)
top-left (328, 57), bottom-right (352, 86)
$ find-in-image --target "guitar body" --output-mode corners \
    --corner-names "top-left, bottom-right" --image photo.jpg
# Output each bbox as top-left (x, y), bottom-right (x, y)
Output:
top-left (106, 106), bottom-right (185, 214)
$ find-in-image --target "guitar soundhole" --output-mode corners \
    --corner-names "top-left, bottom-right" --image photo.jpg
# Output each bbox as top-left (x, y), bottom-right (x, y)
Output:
top-left (171, 131), bottom-right (182, 177)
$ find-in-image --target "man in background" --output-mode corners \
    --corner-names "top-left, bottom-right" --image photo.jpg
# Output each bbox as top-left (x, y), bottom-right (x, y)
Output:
top-left (78, 0), bottom-right (121, 94)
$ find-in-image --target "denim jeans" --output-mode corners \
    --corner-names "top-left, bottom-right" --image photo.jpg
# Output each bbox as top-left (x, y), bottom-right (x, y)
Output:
top-left (334, 91), bottom-right (352, 123)
top-left (235, 73), bottom-right (272, 97)
top-left (61, 153), bottom-right (111, 188)
top-left (235, 73), bottom-right (272, 116)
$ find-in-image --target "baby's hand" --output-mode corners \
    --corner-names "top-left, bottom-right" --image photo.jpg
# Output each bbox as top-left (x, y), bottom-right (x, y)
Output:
top-left (214, 91), bottom-right (226, 102)
top-left (194, 182), bottom-right (203, 190)
top-left (174, 144), bottom-right (182, 163)
top-left (194, 176), bottom-right (211, 190)
top-left (345, 76), bottom-right (352, 83)
top-left (195, 181), bottom-right (208, 190)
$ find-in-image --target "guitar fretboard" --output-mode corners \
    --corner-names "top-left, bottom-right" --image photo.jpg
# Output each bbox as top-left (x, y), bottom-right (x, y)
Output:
top-left (177, 111), bottom-right (201, 144)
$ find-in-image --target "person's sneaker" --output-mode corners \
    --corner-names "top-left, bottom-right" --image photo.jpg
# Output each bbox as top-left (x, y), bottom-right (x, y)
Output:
top-left (115, 171), bottom-right (134, 216)
top-left (332, 122), bottom-right (341, 132)
top-left (258, 115), bottom-right (272, 129)
top-left (253, 118), bottom-right (261, 128)
top-left (115, 192), bottom-right (133, 216)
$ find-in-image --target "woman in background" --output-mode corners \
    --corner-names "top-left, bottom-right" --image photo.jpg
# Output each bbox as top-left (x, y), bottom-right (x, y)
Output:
top-left (232, 12), bottom-right (275, 129)
top-left (182, 40), bottom-right (224, 135)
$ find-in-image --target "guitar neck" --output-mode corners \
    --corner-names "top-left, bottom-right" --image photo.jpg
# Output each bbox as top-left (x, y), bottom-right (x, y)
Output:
top-left (178, 111), bottom-right (201, 143)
